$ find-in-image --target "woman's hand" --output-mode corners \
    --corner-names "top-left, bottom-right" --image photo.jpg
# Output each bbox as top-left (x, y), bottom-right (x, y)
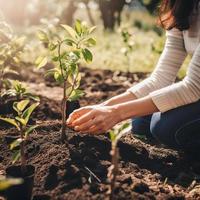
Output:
top-left (67, 105), bottom-right (121, 134)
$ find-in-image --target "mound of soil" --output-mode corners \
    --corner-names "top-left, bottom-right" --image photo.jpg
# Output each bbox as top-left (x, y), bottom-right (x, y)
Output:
top-left (0, 67), bottom-right (200, 200)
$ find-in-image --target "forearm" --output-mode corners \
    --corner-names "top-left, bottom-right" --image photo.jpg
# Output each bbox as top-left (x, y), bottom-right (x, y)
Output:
top-left (113, 95), bottom-right (159, 121)
top-left (101, 91), bottom-right (137, 106)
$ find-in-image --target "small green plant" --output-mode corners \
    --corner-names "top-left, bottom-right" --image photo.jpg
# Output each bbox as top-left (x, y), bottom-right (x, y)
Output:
top-left (36, 19), bottom-right (96, 141)
top-left (0, 21), bottom-right (26, 94)
top-left (0, 175), bottom-right (22, 191)
top-left (0, 100), bottom-right (39, 174)
top-left (107, 122), bottom-right (131, 200)
top-left (120, 27), bottom-right (134, 71)
top-left (1, 80), bottom-right (40, 101)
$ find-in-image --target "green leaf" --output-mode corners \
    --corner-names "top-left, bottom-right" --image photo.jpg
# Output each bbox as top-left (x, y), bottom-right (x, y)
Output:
top-left (74, 73), bottom-right (81, 89)
top-left (0, 177), bottom-right (23, 191)
top-left (68, 89), bottom-right (84, 101)
top-left (12, 151), bottom-right (21, 164)
top-left (54, 71), bottom-right (64, 83)
top-left (86, 38), bottom-right (96, 46)
top-left (48, 43), bottom-right (57, 51)
top-left (61, 24), bottom-right (77, 38)
top-left (75, 19), bottom-right (82, 35)
top-left (15, 116), bottom-right (26, 126)
top-left (82, 48), bottom-right (93, 63)
top-left (24, 93), bottom-right (40, 102)
top-left (0, 117), bottom-right (20, 130)
top-left (52, 56), bottom-right (59, 62)
top-left (15, 100), bottom-right (30, 112)
top-left (10, 138), bottom-right (23, 150)
top-left (4, 68), bottom-right (19, 76)
top-left (25, 125), bottom-right (38, 138)
top-left (89, 26), bottom-right (96, 34)
top-left (66, 86), bottom-right (73, 96)
top-left (45, 69), bottom-right (57, 77)
top-left (119, 122), bottom-right (130, 133)
top-left (65, 38), bottom-right (76, 46)
top-left (37, 30), bottom-right (49, 42)
top-left (35, 56), bottom-right (48, 69)
top-left (109, 130), bottom-right (117, 142)
top-left (22, 102), bottom-right (39, 125)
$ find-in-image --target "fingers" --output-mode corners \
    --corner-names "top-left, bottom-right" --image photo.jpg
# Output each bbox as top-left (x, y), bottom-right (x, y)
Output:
top-left (74, 118), bottom-right (95, 132)
top-left (67, 107), bottom-right (91, 124)
top-left (87, 125), bottom-right (105, 135)
top-left (72, 111), bottom-right (96, 127)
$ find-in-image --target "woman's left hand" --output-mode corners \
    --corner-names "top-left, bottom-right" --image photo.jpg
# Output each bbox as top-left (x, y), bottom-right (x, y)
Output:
top-left (66, 105), bottom-right (121, 134)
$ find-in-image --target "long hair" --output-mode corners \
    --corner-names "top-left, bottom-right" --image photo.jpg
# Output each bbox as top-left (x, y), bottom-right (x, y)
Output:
top-left (158, 0), bottom-right (200, 30)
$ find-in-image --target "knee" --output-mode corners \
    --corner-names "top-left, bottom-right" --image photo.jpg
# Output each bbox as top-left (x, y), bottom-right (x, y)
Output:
top-left (150, 112), bottom-right (163, 140)
top-left (150, 112), bottom-right (178, 148)
top-left (131, 117), bottom-right (151, 136)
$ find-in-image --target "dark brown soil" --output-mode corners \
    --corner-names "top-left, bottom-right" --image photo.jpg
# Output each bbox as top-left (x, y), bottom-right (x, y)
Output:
top-left (0, 67), bottom-right (200, 200)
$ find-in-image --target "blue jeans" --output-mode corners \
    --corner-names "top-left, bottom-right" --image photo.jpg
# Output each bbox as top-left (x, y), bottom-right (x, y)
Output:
top-left (132, 100), bottom-right (200, 153)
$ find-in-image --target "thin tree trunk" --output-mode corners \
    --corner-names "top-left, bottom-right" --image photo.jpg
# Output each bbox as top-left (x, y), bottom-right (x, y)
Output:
top-left (108, 143), bottom-right (119, 200)
top-left (61, 81), bottom-right (67, 141)
top-left (20, 129), bottom-right (26, 175)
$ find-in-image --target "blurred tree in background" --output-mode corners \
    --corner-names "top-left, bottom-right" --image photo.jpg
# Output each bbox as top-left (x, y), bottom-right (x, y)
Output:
top-left (0, 0), bottom-right (160, 29)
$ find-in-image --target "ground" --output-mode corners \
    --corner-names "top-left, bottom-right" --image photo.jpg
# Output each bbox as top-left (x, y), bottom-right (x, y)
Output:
top-left (0, 67), bottom-right (200, 200)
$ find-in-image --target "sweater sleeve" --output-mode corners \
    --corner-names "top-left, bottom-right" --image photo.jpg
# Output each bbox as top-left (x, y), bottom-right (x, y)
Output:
top-left (150, 43), bottom-right (200, 112)
top-left (128, 28), bottom-right (187, 99)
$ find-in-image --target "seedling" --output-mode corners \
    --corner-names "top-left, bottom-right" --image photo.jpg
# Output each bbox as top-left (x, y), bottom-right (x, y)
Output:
top-left (120, 27), bottom-right (134, 71)
top-left (1, 80), bottom-right (40, 102)
top-left (0, 100), bottom-right (39, 174)
top-left (108, 122), bottom-right (131, 200)
top-left (36, 19), bottom-right (96, 141)
top-left (0, 21), bottom-right (25, 93)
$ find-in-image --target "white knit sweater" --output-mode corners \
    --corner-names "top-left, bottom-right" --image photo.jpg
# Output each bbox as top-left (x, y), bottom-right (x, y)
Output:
top-left (128, 5), bottom-right (200, 113)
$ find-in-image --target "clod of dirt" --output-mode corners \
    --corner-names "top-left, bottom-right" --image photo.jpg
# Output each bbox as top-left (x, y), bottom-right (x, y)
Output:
top-left (132, 182), bottom-right (150, 194)
top-left (61, 178), bottom-right (82, 193)
top-left (44, 165), bottom-right (59, 190)
top-left (63, 164), bottom-right (81, 180)
top-left (175, 172), bottom-right (194, 187)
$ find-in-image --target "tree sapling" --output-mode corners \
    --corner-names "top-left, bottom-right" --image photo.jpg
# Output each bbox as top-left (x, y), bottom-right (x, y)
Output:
top-left (107, 122), bottom-right (131, 200)
top-left (36, 19), bottom-right (96, 141)
top-left (1, 80), bottom-right (40, 102)
top-left (0, 21), bottom-right (26, 93)
top-left (0, 100), bottom-right (39, 174)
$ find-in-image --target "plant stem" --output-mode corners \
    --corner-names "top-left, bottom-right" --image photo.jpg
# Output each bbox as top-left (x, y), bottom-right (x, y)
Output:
top-left (61, 81), bottom-right (67, 141)
top-left (20, 128), bottom-right (26, 176)
top-left (0, 66), bottom-right (4, 91)
top-left (108, 142), bottom-right (119, 200)
top-left (58, 41), bottom-right (67, 141)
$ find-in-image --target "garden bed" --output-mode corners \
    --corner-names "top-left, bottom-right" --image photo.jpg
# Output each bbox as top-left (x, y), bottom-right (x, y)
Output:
top-left (1, 67), bottom-right (200, 200)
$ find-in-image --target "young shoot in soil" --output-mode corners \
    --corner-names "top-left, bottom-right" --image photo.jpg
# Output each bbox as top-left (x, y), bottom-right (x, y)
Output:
top-left (0, 100), bottom-right (39, 174)
top-left (36, 19), bottom-right (96, 141)
top-left (0, 21), bottom-right (26, 93)
top-left (1, 80), bottom-right (40, 102)
top-left (108, 122), bottom-right (131, 200)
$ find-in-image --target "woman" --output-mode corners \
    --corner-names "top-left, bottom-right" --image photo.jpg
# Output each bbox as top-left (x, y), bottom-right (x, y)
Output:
top-left (67, 0), bottom-right (200, 152)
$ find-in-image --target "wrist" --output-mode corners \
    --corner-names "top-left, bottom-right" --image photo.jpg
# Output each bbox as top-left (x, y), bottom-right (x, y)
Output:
top-left (110, 105), bottom-right (124, 123)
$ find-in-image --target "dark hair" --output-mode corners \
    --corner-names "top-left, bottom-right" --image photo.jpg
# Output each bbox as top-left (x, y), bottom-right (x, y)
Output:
top-left (159, 0), bottom-right (200, 30)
